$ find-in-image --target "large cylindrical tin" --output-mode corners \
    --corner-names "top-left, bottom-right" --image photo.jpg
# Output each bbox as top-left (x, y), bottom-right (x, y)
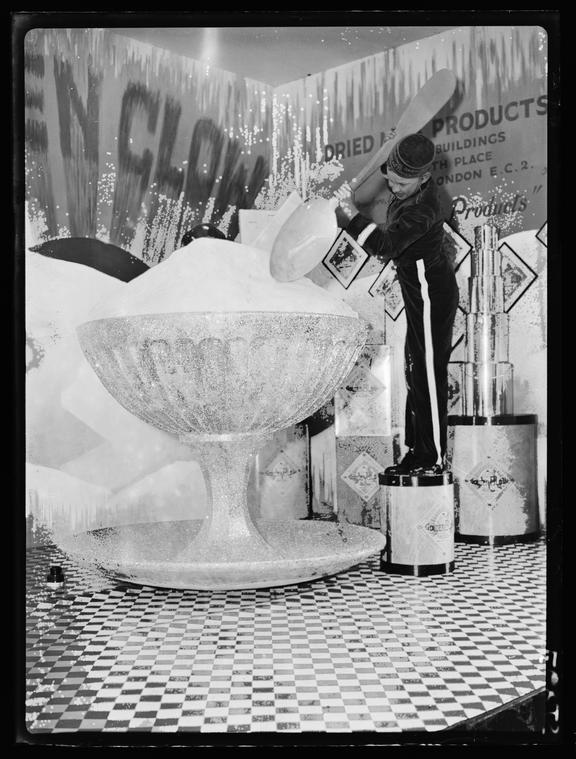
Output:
top-left (465, 313), bottom-right (509, 363)
top-left (334, 343), bottom-right (392, 437)
top-left (378, 471), bottom-right (455, 576)
top-left (468, 276), bottom-right (505, 313)
top-left (463, 361), bottom-right (513, 416)
top-left (335, 435), bottom-right (393, 529)
top-left (447, 415), bottom-right (540, 544)
top-left (248, 423), bottom-right (310, 520)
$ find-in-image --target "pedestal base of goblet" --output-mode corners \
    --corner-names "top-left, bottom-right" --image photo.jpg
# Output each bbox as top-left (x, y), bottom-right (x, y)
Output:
top-left (58, 519), bottom-right (386, 590)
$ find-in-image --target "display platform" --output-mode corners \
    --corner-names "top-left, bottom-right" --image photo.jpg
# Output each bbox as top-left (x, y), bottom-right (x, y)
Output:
top-left (379, 471), bottom-right (455, 577)
top-left (25, 538), bottom-right (545, 734)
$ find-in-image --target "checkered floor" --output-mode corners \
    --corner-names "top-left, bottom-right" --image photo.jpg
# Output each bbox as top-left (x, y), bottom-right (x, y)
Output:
top-left (26, 539), bottom-right (546, 734)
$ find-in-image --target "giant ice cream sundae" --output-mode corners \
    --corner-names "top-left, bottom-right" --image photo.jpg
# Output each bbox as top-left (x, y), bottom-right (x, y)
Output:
top-left (64, 237), bottom-right (385, 589)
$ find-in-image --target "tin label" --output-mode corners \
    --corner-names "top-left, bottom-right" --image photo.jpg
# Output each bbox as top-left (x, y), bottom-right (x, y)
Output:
top-left (340, 451), bottom-right (384, 502)
top-left (464, 461), bottom-right (513, 509)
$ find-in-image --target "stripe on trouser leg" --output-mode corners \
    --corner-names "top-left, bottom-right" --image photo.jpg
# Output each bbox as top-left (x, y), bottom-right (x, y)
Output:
top-left (416, 259), bottom-right (442, 465)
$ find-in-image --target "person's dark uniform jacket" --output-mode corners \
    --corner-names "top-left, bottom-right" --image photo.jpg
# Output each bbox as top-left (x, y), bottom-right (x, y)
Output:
top-left (346, 174), bottom-right (446, 267)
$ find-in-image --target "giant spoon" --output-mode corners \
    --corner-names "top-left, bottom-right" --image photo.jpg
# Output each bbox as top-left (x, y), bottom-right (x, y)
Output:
top-left (270, 68), bottom-right (457, 282)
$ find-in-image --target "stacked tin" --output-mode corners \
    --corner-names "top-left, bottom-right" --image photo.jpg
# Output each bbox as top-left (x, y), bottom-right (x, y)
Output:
top-left (461, 224), bottom-right (513, 415)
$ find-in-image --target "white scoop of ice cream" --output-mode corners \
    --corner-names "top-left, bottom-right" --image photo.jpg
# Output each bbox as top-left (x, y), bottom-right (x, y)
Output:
top-left (90, 238), bottom-right (358, 319)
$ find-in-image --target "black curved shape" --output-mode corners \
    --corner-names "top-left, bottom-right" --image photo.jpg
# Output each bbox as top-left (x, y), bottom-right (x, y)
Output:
top-left (29, 237), bottom-right (149, 282)
top-left (181, 224), bottom-right (227, 245)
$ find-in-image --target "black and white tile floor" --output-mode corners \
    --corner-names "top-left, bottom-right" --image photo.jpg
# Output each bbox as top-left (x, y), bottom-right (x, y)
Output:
top-left (26, 539), bottom-right (545, 733)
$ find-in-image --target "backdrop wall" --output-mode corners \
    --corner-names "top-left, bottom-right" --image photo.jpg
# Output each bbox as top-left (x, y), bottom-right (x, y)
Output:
top-left (25, 28), bottom-right (273, 259)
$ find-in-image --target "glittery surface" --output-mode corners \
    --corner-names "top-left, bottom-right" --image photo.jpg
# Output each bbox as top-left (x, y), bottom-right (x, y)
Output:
top-left (77, 312), bottom-right (366, 437)
top-left (56, 519), bottom-right (386, 591)
top-left (66, 311), bottom-right (379, 589)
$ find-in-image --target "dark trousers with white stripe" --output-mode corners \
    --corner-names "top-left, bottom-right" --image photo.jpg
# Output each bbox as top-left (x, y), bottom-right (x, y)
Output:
top-left (397, 253), bottom-right (459, 467)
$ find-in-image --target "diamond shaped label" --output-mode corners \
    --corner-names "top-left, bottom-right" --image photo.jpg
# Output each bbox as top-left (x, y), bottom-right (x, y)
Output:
top-left (464, 460), bottom-right (514, 508)
top-left (26, 332), bottom-right (46, 372)
top-left (447, 362), bottom-right (464, 413)
top-left (341, 364), bottom-right (386, 397)
top-left (418, 508), bottom-right (454, 547)
top-left (499, 242), bottom-right (538, 313)
top-left (454, 255), bottom-right (472, 314)
top-left (451, 305), bottom-right (467, 351)
top-left (340, 451), bottom-right (384, 502)
top-left (368, 262), bottom-right (405, 320)
top-left (443, 221), bottom-right (473, 269)
top-left (263, 451), bottom-right (300, 481)
top-left (536, 221), bottom-right (547, 247)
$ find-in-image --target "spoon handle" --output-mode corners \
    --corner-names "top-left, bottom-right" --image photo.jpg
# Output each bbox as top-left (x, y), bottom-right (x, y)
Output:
top-left (331, 68), bottom-right (457, 204)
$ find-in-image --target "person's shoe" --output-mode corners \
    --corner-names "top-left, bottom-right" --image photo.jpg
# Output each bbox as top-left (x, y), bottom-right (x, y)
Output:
top-left (384, 450), bottom-right (415, 475)
top-left (408, 463), bottom-right (445, 477)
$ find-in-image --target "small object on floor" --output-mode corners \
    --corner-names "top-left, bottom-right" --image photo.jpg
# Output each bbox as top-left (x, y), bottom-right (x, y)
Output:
top-left (46, 565), bottom-right (65, 589)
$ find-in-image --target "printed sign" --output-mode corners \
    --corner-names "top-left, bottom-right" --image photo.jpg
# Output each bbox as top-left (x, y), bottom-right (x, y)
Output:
top-left (322, 230), bottom-right (369, 289)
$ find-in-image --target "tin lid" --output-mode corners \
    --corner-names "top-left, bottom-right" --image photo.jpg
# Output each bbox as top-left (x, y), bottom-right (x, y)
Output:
top-left (447, 414), bottom-right (538, 426)
top-left (379, 471), bottom-right (454, 487)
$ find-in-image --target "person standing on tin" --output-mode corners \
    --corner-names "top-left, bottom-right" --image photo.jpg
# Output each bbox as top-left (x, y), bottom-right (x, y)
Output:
top-left (339, 133), bottom-right (459, 476)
